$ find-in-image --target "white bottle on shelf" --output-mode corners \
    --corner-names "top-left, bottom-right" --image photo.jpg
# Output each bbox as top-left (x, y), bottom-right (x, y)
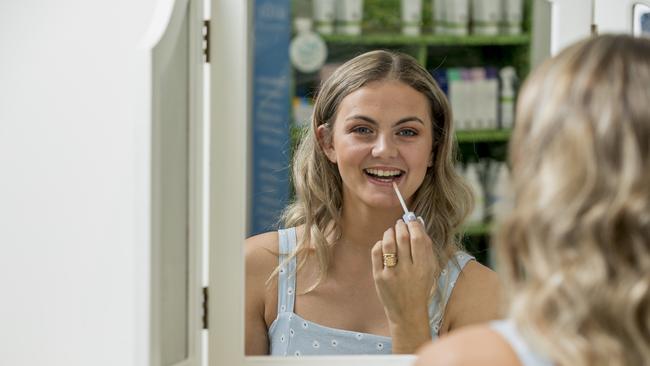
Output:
top-left (432, 0), bottom-right (446, 34)
top-left (466, 163), bottom-right (485, 225)
top-left (444, 0), bottom-right (469, 36)
top-left (490, 162), bottom-right (512, 222)
top-left (470, 67), bottom-right (486, 129)
top-left (313, 0), bottom-right (337, 35)
top-left (336, 0), bottom-right (364, 35)
top-left (487, 68), bottom-right (499, 129)
top-left (448, 68), bottom-right (467, 131)
top-left (499, 66), bottom-right (517, 129)
top-left (461, 68), bottom-right (474, 129)
top-left (401, 0), bottom-right (422, 36)
top-left (472, 0), bottom-right (501, 35)
top-left (501, 0), bottom-right (523, 35)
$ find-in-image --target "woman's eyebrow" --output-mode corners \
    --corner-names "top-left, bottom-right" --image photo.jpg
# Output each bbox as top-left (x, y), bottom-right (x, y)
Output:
top-left (345, 115), bottom-right (378, 125)
top-left (395, 116), bottom-right (425, 125)
top-left (344, 115), bottom-right (425, 126)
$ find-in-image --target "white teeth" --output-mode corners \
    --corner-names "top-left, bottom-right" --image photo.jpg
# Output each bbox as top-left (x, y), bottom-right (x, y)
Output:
top-left (365, 168), bottom-right (402, 177)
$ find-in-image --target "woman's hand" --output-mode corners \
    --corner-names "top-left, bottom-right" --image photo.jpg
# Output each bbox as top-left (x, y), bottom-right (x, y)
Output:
top-left (371, 219), bottom-right (439, 354)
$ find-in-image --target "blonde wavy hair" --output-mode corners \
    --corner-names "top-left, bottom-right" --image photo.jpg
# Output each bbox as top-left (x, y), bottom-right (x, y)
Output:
top-left (276, 50), bottom-right (473, 301)
top-left (496, 34), bottom-right (650, 365)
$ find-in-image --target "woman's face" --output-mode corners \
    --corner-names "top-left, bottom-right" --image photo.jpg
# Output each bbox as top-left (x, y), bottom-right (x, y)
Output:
top-left (319, 80), bottom-right (434, 210)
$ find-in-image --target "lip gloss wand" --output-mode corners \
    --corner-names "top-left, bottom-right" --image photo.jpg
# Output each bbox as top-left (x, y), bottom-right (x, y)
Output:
top-left (392, 181), bottom-right (424, 225)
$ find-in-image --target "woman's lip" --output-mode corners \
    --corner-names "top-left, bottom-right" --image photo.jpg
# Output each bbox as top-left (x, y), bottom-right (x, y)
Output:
top-left (365, 172), bottom-right (404, 186)
top-left (364, 166), bottom-right (405, 172)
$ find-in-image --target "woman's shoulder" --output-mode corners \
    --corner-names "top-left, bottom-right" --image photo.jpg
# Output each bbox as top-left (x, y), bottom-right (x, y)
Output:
top-left (444, 259), bottom-right (503, 329)
top-left (415, 324), bottom-right (521, 366)
top-left (245, 231), bottom-right (282, 329)
top-left (245, 231), bottom-right (280, 274)
top-left (455, 259), bottom-right (501, 294)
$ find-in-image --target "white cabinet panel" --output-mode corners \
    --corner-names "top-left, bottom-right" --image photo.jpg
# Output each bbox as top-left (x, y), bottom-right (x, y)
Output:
top-left (545, 0), bottom-right (593, 54)
top-left (147, 0), bottom-right (205, 365)
top-left (594, 0), bottom-right (650, 35)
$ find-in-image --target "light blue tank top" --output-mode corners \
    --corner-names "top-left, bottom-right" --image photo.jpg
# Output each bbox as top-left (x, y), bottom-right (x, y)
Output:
top-left (268, 227), bottom-right (474, 356)
top-left (490, 320), bottom-right (554, 366)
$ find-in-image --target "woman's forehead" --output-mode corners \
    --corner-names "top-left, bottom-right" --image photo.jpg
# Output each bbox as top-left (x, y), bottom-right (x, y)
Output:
top-left (336, 80), bottom-right (431, 121)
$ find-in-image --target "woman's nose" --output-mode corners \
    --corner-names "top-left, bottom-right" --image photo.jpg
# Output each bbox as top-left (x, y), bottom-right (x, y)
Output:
top-left (371, 134), bottom-right (398, 158)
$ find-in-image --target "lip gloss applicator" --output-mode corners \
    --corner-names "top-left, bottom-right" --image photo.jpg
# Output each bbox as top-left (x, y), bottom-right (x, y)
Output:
top-left (392, 181), bottom-right (424, 225)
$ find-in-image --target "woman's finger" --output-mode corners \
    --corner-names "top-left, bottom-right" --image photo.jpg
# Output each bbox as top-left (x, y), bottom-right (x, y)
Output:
top-left (371, 240), bottom-right (384, 277)
top-left (407, 219), bottom-right (432, 265)
top-left (394, 219), bottom-right (413, 264)
top-left (381, 227), bottom-right (398, 270)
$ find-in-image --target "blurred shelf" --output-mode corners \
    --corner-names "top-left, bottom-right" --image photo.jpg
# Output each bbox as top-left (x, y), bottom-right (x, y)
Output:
top-left (462, 222), bottom-right (492, 236)
top-left (321, 34), bottom-right (531, 47)
top-left (456, 129), bottom-right (511, 143)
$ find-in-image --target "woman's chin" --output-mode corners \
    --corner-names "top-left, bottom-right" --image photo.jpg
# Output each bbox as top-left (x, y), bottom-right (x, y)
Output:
top-left (361, 195), bottom-right (402, 211)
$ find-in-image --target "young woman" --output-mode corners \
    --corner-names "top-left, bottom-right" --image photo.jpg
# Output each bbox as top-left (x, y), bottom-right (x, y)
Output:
top-left (416, 34), bottom-right (650, 366)
top-left (245, 50), bottom-right (502, 356)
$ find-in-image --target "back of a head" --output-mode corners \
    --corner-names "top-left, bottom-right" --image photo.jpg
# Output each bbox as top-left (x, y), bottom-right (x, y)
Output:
top-left (497, 34), bottom-right (650, 366)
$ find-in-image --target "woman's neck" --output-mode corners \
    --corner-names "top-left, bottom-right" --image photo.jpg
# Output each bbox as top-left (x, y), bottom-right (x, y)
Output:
top-left (338, 202), bottom-right (404, 250)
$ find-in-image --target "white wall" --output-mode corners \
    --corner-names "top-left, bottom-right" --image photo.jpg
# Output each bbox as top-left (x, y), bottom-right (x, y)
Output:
top-left (0, 1), bottom-right (156, 365)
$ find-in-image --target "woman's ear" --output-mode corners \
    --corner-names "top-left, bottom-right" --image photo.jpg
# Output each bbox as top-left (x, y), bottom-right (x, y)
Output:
top-left (428, 152), bottom-right (434, 167)
top-left (317, 124), bottom-right (337, 163)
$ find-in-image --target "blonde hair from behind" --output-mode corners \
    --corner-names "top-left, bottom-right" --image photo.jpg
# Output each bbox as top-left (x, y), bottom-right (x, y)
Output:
top-left (497, 34), bottom-right (650, 366)
top-left (277, 50), bottom-right (473, 305)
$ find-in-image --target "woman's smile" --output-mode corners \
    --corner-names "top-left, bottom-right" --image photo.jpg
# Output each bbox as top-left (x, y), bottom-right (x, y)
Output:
top-left (364, 167), bottom-right (404, 182)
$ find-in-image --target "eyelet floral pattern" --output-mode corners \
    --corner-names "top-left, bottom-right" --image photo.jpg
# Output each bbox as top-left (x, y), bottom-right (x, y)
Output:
top-left (268, 228), bottom-right (475, 356)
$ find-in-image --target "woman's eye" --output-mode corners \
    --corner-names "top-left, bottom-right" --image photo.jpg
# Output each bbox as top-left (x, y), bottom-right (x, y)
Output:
top-left (352, 126), bottom-right (372, 135)
top-left (398, 129), bottom-right (418, 137)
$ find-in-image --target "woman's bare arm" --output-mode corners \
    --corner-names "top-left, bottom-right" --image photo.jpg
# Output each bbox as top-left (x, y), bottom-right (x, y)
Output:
top-left (440, 260), bottom-right (503, 333)
top-left (244, 232), bottom-right (279, 355)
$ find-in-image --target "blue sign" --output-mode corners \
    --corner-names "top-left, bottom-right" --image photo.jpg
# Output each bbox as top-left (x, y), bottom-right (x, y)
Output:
top-left (250, 0), bottom-right (292, 236)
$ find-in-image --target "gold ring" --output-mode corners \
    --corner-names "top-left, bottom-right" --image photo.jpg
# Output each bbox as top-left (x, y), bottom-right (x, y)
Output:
top-left (383, 253), bottom-right (397, 268)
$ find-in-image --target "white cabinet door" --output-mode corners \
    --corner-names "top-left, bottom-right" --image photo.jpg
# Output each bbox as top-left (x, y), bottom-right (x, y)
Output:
top-left (542, 0), bottom-right (593, 55)
top-left (594, 0), bottom-right (650, 35)
top-left (145, 0), bottom-right (205, 365)
top-left (206, 0), bottom-right (248, 365)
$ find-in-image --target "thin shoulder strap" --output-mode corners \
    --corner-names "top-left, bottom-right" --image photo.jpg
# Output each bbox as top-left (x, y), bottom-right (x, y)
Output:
top-left (428, 251), bottom-right (475, 334)
top-left (490, 320), bottom-right (554, 366)
top-left (276, 227), bottom-right (297, 314)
